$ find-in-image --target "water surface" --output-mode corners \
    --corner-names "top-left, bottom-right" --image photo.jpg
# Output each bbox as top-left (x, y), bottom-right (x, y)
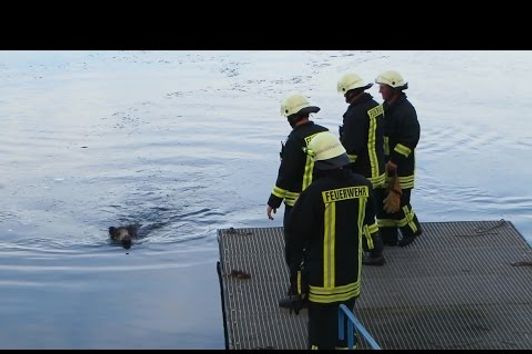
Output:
top-left (0, 50), bottom-right (531, 348)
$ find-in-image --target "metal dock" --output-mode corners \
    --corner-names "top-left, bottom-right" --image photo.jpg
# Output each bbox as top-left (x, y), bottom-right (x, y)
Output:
top-left (217, 220), bottom-right (532, 349)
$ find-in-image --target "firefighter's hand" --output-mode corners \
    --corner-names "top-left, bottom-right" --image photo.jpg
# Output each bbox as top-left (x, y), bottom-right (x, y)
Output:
top-left (267, 205), bottom-right (276, 220)
top-left (288, 294), bottom-right (306, 315)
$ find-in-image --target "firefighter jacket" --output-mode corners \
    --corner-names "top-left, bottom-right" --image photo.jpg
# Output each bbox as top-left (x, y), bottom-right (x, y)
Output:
top-left (268, 121), bottom-right (328, 208)
top-left (383, 93), bottom-right (420, 190)
top-left (285, 168), bottom-right (377, 304)
top-left (339, 93), bottom-right (385, 189)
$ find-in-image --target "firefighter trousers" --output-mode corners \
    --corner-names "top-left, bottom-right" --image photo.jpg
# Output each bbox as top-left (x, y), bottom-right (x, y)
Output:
top-left (375, 188), bottom-right (422, 245)
top-left (308, 298), bottom-right (357, 349)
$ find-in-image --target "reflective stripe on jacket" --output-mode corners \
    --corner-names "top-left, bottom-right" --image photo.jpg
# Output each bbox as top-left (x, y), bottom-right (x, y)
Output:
top-left (340, 93), bottom-right (386, 189)
top-left (286, 168), bottom-right (376, 304)
top-left (268, 121), bottom-right (328, 208)
top-left (382, 93), bottom-right (420, 189)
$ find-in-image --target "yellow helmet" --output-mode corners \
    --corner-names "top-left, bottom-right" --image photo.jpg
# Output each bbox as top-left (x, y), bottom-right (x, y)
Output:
top-left (280, 93), bottom-right (320, 118)
top-left (375, 70), bottom-right (408, 90)
top-left (337, 73), bottom-right (372, 95)
top-left (307, 131), bottom-right (350, 170)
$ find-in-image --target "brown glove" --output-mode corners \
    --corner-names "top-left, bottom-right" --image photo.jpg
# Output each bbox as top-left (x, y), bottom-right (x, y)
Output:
top-left (385, 160), bottom-right (398, 175)
top-left (383, 166), bottom-right (402, 214)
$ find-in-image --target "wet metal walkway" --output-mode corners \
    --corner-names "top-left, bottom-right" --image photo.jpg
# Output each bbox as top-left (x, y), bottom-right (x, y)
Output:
top-left (217, 220), bottom-right (532, 349)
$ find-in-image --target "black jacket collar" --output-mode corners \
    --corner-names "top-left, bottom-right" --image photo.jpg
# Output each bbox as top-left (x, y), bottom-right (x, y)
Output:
top-left (349, 92), bottom-right (373, 107)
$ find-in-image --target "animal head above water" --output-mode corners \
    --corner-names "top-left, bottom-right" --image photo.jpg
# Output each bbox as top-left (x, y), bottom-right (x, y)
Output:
top-left (109, 225), bottom-right (138, 250)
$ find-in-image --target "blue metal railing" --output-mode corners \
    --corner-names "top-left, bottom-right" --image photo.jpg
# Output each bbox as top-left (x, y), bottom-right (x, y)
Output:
top-left (338, 304), bottom-right (382, 350)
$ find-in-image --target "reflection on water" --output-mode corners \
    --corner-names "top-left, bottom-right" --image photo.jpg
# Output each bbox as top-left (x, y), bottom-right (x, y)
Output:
top-left (0, 51), bottom-right (531, 348)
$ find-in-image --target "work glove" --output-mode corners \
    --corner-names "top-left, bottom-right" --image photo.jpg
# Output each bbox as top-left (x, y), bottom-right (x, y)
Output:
top-left (287, 268), bottom-right (308, 315)
top-left (287, 293), bottom-right (307, 315)
top-left (383, 162), bottom-right (402, 214)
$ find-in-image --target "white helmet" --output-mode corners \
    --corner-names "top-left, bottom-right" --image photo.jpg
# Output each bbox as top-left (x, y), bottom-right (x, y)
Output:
top-left (307, 131), bottom-right (350, 170)
top-left (280, 93), bottom-right (320, 118)
top-left (337, 73), bottom-right (373, 95)
top-left (375, 70), bottom-right (408, 90)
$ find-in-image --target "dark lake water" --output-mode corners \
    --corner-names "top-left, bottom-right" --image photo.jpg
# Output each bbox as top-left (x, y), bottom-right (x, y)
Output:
top-left (1, 51), bottom-right (531, 348)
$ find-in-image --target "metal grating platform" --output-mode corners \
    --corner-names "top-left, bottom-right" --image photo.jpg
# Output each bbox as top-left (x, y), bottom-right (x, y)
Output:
top-left (217, 220), bottom-right (532, 349)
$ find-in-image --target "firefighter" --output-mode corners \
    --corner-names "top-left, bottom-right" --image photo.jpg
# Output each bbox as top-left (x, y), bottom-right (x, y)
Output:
top-left (375, 70), bottom-right (422, 247)
top-left (337, 72), bottom-right (386, 266)
top-left (284, 131), bottom-right (376, 349)
top-left (266, 93), bottom-right (328, 305)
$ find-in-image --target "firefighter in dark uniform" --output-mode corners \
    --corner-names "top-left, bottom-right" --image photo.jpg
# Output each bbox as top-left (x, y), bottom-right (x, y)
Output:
top-left (337, 72), bottom-right (386, 266)
top-left (375, 70), bottom-right (422, 247)
top-left (284, 131), bottom-right (376, 349)
top-left (266, 93), bottom-right (328, 304)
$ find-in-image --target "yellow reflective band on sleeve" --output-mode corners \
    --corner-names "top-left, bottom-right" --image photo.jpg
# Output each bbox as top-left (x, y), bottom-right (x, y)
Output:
top-left (323, 201), bottom-right (336, 289)
top-left (399, 174), bottom-right (415, 189)
top-left (297, 270), bottom-right (302, 295)
top-left (347, 153), bottom-right (358, 163)
top-left (284, 200), bottom-right (296, 207)
top-left (384, 136), bottom-right (390, 156)
top-left (385, 174), bottom-right (415, 189)
top-left (283, 194), bottom-right (299, 207)
top-left (285, 191), bottom-right (300, 199)
top-left (367, 105), bottom-right (382, 182)
top-left (322, 186), bottom-right (368, 203)
top-left (273, 186), bottom-right (300, 206)
top-left (399, 182), bottom-right (414, 189)
top-left (311, 345), bottom-right (319, 350)
top-left (397, 175), bottom-right (414, 182)
top-left (272, 186), bottom-right (287, 199)
top-left (394, 143), bottom-right (412, 158)
top-left (369, 173), bottom-right (386, 188)
top-left (398, 175), bottom-right (415, 189)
